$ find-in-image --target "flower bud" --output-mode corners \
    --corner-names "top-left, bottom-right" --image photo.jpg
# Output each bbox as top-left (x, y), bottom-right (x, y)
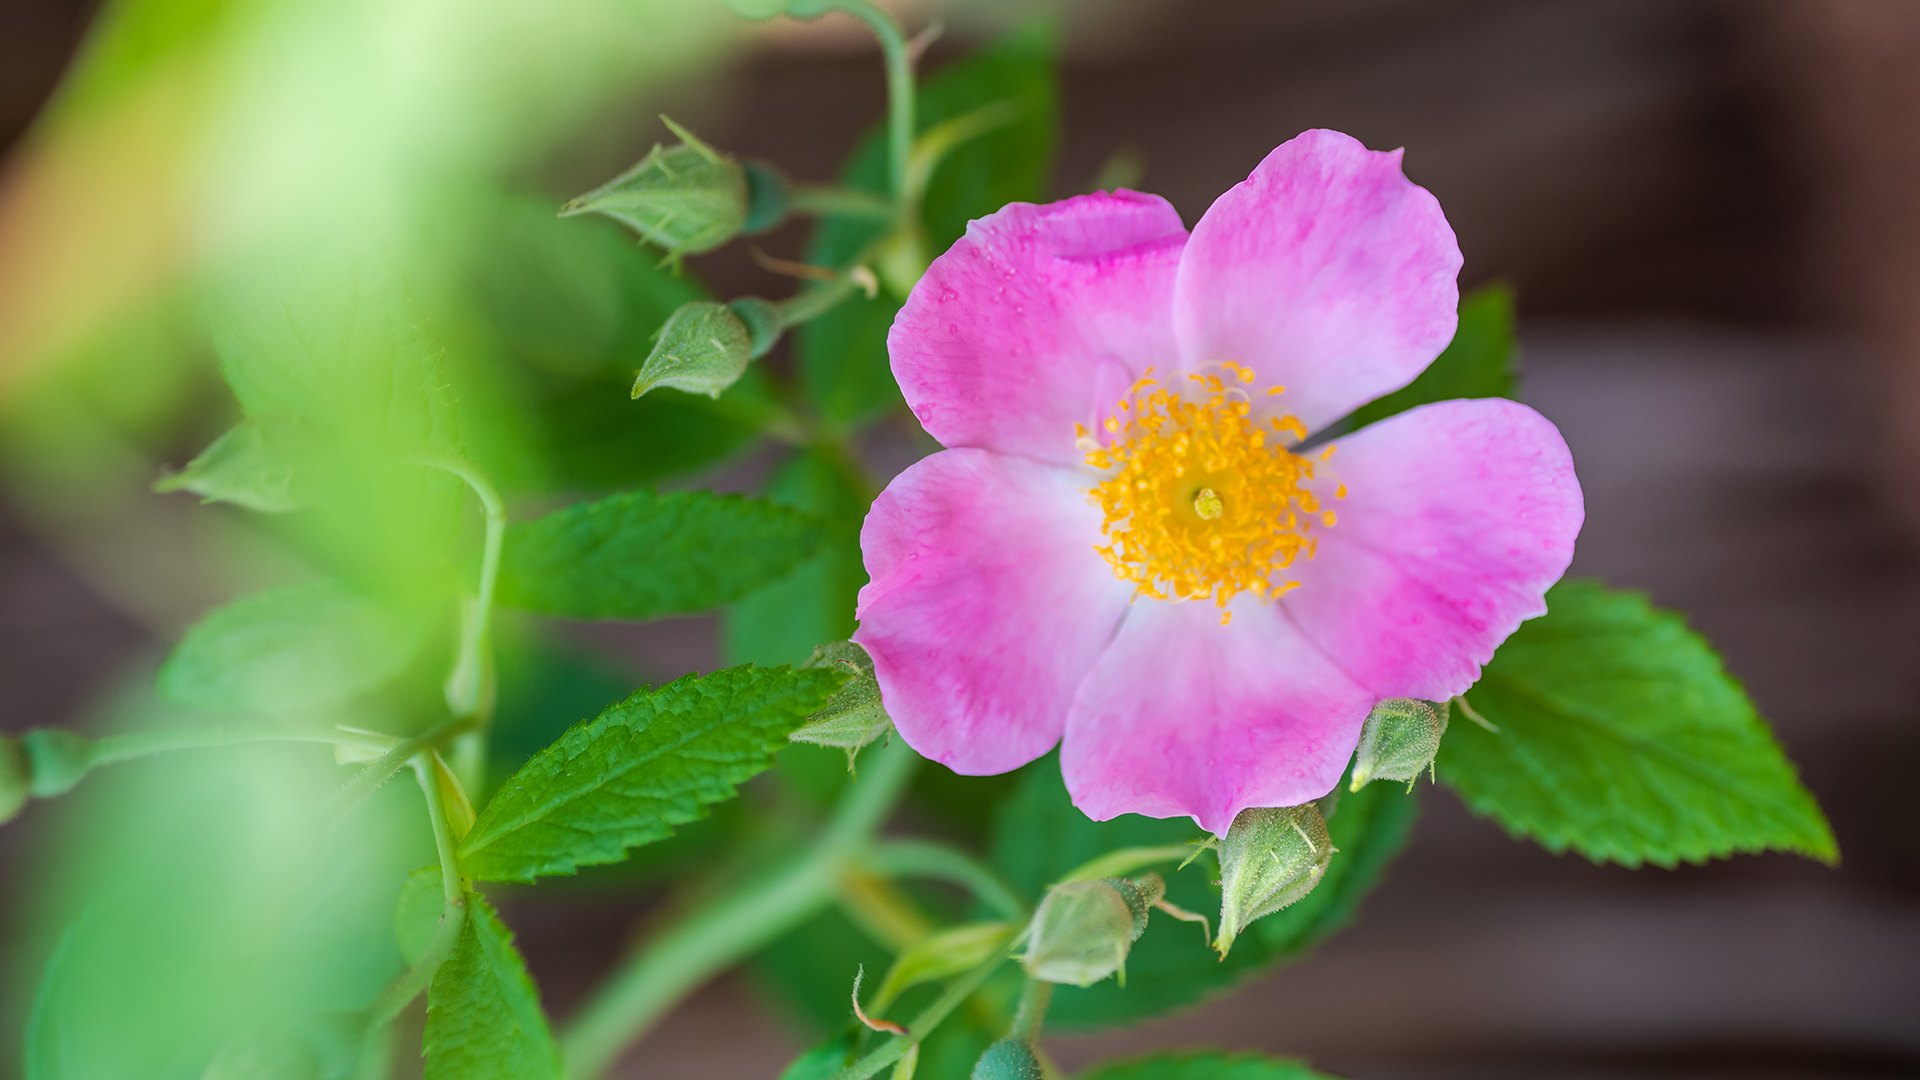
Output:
top-left (632, 301), bottom-right (753, 400)
top-left (1349, 698), bottom-right (1448, 791)
top-left (22, 728), bottom-right (93, 798)
top-left (562, 117), bottom-right (747, 261)
top-left (1, 734), bottom-right (29, 824)
top-left (1214, 804), bottom-right (1332, 957)
top-left (1022, 873), bottom-right (1163, 987)
top-left (792, 641), bottom-right (893, 768)
top-left (970, 1039), bottom-right (1044, 1080)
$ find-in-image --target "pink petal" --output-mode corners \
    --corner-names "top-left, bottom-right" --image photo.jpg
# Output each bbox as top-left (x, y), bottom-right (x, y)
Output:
top-left (854, 448), bottom-right (1133, 775)
top-left (1173, 129), bottom-right (1463, 434)
top-left (889, 191), bottom-right (1189, 466)
top-left (1284, 398), bottom-right (1584, 701)
top-left (1061, 597), bottom-right (1373, 835)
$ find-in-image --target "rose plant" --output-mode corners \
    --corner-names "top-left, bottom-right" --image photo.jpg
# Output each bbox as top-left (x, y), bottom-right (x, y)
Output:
top-left (2, 3), bottom-right (1833, 1080)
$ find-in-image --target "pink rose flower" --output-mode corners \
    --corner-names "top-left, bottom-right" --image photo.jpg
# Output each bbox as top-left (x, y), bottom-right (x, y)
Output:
top-left (852, 130), bottom-right (1584, 834)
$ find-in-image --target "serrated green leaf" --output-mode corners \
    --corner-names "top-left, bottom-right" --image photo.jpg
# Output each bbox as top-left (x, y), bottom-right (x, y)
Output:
top-left (1077, 1050), bottom-right (1339, 1080)
top-left (423, 893), bottom-right (560, 1080)
top-left (725, 447), bottom-right (870, 666)
top-left (1438, 579), bottom-right (1837, 867)
top-left (154, 413), bottom-right (320, 513)
top-left (495, 489), bottom-right (826, 620)
top-left (157, 580), bottom-right (435, 713)
top-left (1348, 283), bottom-right (1517, 430)
top-left (988, 754), bottom-right (1415, 1030)
top-left (797, 26), bottom-right (1058, 430)
top-left (459, 665), bottom-right (845, 882)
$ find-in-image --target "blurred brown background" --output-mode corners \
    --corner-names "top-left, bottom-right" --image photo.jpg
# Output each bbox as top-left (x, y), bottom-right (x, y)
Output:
top-left (3, 1), bottom-right (1919, 1077)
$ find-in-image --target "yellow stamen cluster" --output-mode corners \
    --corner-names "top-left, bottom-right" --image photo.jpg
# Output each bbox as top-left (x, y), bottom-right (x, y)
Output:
top-left (1078, 363), bottom-right (1334, 621)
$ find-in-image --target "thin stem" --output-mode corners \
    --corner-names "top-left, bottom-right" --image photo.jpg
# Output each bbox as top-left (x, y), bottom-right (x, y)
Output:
top-left (86, 725), bottom-right (396, 768)
top-left (1006, 977), bottom-right (1053, 1043)
top-left (774, 275), bottom-right (858, 329)
top-left (828, 952), bottom-right (1009, 1080)
top-left (1056, 844), bottom-right (1200, 885)
top-left (560, 740), bottom-right (919, 1080)
top-left (861, 839), bottom-right (1027, 922)
top-left (788, 185), bottom-right (897, 222)
top-left (364, 755), bottom-right (469, 1026)
top-left (829, 0), bottom-right (913, 205)
top-left (412, 454), bottom-right (508, 789)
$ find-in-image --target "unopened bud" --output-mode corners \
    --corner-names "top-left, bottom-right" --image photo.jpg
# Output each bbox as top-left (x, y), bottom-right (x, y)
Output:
top-left (562, 117), bottom-right (748, 261)
top-left (1349, 698), bottom-right (1447, 791)
top-left (1, 734), bottom-right (29, 824)
top-left (22, 729), bottom-right (93, 798)
top-left (1022, 872), bottom-right (1163, 987)
top-left (792, 642), bottom-right (893, 768)
top-left (633, 301), bottom-right (753, 399)
top-left (970, 1039), bottom-right (1043, 1080)
top-left (1214, 804), bottom-right (1332, 957)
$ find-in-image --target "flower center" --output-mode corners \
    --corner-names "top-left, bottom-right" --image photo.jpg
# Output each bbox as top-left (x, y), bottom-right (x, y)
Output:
top-left (1078, 363), bottom-right (1339, 623)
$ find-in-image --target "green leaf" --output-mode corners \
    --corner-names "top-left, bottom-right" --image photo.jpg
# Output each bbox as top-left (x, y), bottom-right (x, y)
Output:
top-left (1347, 283), bottom-right (1517, 430)
top-left (157, 579), bottom-right (434, 713)
top-left (724, 447), bottom-right (870, 666)
top-left (496, 489), bottom-right (825, 620)
top-left (1077, 1050), bottom-right (1340, 1080)
top-left (394, 867), bottom-right (444, 966)
top-left (988, 754), bottom-right (1416, 1030)
top-left (154, 413), bottom-right (320, 513)
top-left (459, 665), bottom-right (845, 882)
top-left (209, 236), bottom-right (459, 452)
top-left (1438, 579), bottom-right (1838, 867)
top-left (424, 893), bottom-right (560, 1080)
top-left (797, 26), bottom-right (1059, 430)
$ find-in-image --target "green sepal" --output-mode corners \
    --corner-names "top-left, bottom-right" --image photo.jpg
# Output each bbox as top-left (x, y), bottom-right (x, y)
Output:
top-left (791, 641), bottom-right (893, 763)
top-left (561, 117), bottom-right (748, 261)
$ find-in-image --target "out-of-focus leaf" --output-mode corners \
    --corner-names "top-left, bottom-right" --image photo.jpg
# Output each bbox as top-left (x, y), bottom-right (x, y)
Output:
top-left (1439, 579), bottom-right (1837, 867)
top-left (153, 412), bottom-right (320, 512)
top-left (724, 447), bottom-right (870, 667)
top-left (157, 579), bottom-right (435, 713)
top-left (209, 237), bottom-right (459, 453)
top-left (797, 26), bottom-right (1059, 431)
top-left (394, 866), bottom-right (444, 967)
top-left (1077, 1050), bottom-right (1339, 1080)
top-left (988, 754), bottom-right (1416, 1030)
top-left (423, 894), bottom-right (560, 1080)
top-left (1347, 284), bottom-right (1517, 430)
top-left (459, 665), bottom-right (845, 882)
top-left (496, 489), bottom-right (825, 620)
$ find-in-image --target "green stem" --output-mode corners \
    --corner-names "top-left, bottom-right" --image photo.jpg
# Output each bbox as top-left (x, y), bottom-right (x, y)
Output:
top-left (559, 740), bottom-right (919, 1080)
top-left (1006, 977), bottom-right (1053, 1043)
top-left (829, 952), bottom-right (1009, 1080)
top-left (861, 839), bottom-right (1026, 922)
top-left (321, 716), bottom-right (476, 831)
top-left (412, 454), bottom-right (507, 788)
top-left (773, 275), bottom-right (858, 329)
top-left (788, 185), bottom-right (896, 222)
top-left (829, 0), bottom-right (913, 205)
top-left (1056, 844), bottom-right (1199, 885)
top-left (365, 755), bottom-right (469, 1026)
top-left (86, 725), bottom-right (396, 768)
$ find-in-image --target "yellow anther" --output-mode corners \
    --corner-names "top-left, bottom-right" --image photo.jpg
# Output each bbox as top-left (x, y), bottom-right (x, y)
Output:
top-left (1083, 364), bottom-right (1333, 609)
top-left (1221, 610), bottom-right (1233, 626)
